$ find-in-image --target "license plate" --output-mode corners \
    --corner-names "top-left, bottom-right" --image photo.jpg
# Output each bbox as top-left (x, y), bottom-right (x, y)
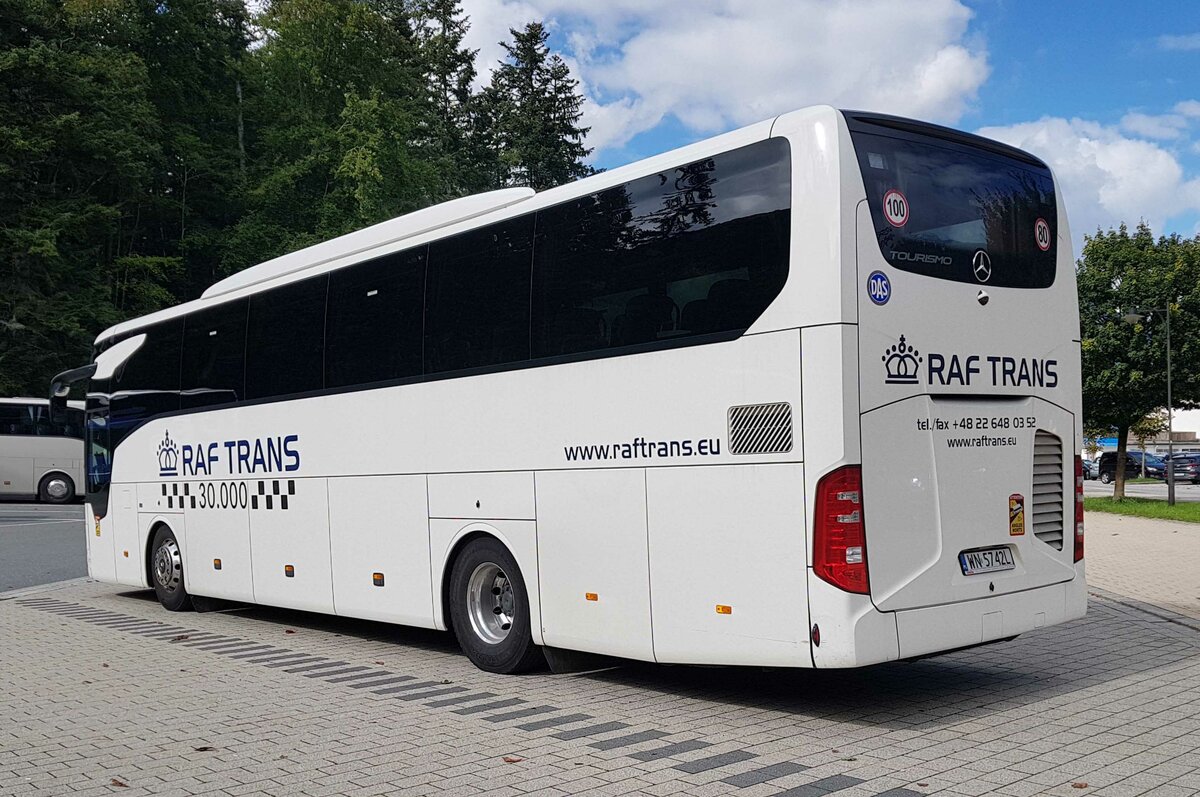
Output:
top-left (959, 546), bottom-right (1015, 576)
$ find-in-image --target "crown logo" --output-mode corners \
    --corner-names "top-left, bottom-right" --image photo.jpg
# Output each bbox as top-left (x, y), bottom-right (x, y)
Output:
top-left (882, 335), bottom-right (922, 384)
top-left (158, 430), bottom-right (179, 476)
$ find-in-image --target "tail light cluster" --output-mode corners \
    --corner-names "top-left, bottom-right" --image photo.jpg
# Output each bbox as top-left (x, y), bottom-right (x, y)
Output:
top-left (814, 465), bottom-right (869, 594)
top-left (1074, 455), bottom-right (1084, 562)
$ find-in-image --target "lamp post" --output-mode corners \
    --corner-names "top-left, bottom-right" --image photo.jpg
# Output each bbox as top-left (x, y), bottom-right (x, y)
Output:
top-left (1123, 307), bottom-right (1174, 506)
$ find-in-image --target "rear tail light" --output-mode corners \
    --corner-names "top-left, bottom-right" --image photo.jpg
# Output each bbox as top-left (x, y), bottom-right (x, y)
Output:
top-left (1074, 455), bottom-right (1084, 562)
top-left (814, 465), bottom-right (869, 594)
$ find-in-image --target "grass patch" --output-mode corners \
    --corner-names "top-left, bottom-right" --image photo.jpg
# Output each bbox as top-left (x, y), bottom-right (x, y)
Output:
top-left (1127, 477), bottom-right (1163, 484)
top-left (1084, 496), bottom-right (1200, 523)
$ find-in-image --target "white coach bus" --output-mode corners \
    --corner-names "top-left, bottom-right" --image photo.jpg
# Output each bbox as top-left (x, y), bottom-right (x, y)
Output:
top-left (0, 398), bottom-right (85, 503)
top-left (51, 106), bottom-right (1086, 673)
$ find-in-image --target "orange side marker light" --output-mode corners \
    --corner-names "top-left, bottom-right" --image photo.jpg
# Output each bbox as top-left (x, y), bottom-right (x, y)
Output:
top-left (585, 592), bottom-right (598, 602)
top-left (716, 605), bottom-right (732, 615)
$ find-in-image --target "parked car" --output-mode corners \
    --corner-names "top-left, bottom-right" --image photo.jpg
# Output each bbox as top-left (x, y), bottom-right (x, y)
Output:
top-left (1130, 451), bottom-right (1167, 479)
top-left (1170, 454), bottom-right (1200, 484)
top-left (1082, 458), bottom-right (1099, 480)
top-left (1097, 451), bottom-right (1165, 483)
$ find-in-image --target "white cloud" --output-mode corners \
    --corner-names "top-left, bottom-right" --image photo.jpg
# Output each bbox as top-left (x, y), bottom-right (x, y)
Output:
top-left (1175, 99), bottom-right (1200, 118)
top-left (462, 0), bottom-right (989, 153)
top-left (977, 117), bottom-right (1200, 252)
top-left (1120, 111), bottom-right (1188, 140)
top-left (1158, 33), bottom-right (1200, 51)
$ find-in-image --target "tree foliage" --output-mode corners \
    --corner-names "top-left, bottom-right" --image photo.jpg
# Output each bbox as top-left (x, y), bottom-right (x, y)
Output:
top-left (482, 22), bottom-right (593, 190)
top-left (1077, 222), bottom-right (1200, 496)
top-left (0, 0), bottom-right (593, 395)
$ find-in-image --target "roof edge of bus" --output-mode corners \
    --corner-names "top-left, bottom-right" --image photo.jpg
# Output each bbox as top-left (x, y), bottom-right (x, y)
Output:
top-left (200, 187), bottom-right (537, 301)
top-left (839, 109), bottom-right (1049, 170)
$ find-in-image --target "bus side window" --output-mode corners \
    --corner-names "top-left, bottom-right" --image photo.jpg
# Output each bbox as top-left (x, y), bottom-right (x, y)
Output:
top-left (246, 274), bottom-right (328, 400)
top-left (326, 247), bottom-right (425, 388)
top-left (181, 300), bottom-right (246, 409)
top-left (424, 216), bottom-right (534, 374)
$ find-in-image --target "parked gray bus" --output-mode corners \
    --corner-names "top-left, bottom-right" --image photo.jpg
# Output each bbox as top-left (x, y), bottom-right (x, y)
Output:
top-left (0, 398), bottom-right (85, 503)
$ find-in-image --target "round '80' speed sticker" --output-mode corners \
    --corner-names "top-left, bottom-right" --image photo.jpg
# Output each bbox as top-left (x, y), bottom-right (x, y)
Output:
top-left (1035, 217), bottom-right (1052, 251)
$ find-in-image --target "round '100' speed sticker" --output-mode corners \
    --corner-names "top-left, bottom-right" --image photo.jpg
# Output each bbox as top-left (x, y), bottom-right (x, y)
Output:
top-left (883, 189), bottom-right (909, 227)
top-left (1035, 217), bottom-right (1052, 251)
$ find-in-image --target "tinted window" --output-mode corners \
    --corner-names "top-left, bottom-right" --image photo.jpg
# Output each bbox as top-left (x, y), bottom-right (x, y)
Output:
top-left (326, 247), bottom-right (426, 387)
top-left (850, 123), bottom-right (1056, 289)
top-left (0, 404), bottom-right (33, 435)
top-left (180, 299), bottom-right (247, 409)
top-left (531, 139), bottom-right (791, 358)
top-left (87, 320), bottom-right (182, 498)
top-left (246, 275), bottom-right (328, 399)
top-left (425, 216), bottom-right (534, 373)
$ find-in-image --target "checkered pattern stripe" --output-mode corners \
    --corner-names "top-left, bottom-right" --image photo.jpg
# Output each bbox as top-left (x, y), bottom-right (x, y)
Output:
top-left (252, 479), bottom-right (295, 511)
top-left (160, 480), bottom-right (296, 510)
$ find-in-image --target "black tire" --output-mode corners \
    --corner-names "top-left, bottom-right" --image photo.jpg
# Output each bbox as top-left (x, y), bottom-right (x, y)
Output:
top-left (38, 472), bottom-right (75, 504)
top-left (448, 537), bottom-right (544, 674)
top-left (149, 526), bottom-right (192, 612)
top-left (1099, 471), bottom-right (1112, 484)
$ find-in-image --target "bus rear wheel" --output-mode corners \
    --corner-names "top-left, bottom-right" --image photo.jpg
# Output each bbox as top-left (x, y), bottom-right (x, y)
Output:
top-left (448, 537), bottom-right (544, 674)
top-left (150, 526), bottom-right (192, 612)
top-left (38, 473), bottom-right (74, 504)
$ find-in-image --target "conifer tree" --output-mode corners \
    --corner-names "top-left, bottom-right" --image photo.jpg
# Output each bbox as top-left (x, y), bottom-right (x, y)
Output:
top-left (483, 22), bottom-right (592, 190)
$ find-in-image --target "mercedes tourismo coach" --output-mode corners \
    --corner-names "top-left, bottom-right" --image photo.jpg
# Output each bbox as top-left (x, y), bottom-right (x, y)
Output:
top-left (51, 106), bottom-right (1086, 673)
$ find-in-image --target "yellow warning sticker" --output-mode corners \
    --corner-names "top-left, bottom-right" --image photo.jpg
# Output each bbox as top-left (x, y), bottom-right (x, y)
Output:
top-left (1009, 493), bottom-right (1026, 536)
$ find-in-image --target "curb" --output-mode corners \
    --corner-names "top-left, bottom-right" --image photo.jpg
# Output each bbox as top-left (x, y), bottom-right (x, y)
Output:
top-left (1089, 586), bottom-right (1200, 633)
top-left (0, 577), bottom-right (94, 602)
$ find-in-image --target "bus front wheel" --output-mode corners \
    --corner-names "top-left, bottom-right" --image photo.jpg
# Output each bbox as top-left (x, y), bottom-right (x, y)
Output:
top-left (448, 537), bottom-right (544, 674)
top-left (38, 472), bottom-right (74, 504)
top-left (150, 526), bottom-right (192, 612)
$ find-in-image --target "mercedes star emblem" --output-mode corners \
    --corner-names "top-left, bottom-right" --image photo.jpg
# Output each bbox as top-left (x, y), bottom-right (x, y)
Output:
top-left (972, 250), bottom-right (992, 283)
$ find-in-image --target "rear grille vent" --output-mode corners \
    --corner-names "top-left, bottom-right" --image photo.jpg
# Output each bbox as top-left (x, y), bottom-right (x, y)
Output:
top-left (1032, 430), bottom-right (1064, 550)
top-left (728, 402), bottom-right (793, 455)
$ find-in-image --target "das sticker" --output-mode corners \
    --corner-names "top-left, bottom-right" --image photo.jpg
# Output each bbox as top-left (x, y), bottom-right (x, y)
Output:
top-left (867, 270), bottom-right (891, 305)
top-left (1035, 217), bottom-right (1051, 252)
top-left (883, 189), bottom-right (909, 227)
top-left (1008, 493), bottom-right (1026, 536)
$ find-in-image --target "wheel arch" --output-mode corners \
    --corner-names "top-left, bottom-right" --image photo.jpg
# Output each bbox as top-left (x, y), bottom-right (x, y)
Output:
top-left (432, 521), bottom-right (542, 646)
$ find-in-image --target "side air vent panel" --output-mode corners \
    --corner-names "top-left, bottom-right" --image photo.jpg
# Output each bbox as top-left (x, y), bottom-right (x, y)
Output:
top-left (728, 402), bottom-right (794, 456)
top-left (1032, 430), bottom-right (1065, 550)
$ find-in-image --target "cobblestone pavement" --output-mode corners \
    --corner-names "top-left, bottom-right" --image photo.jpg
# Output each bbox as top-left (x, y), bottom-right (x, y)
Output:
top-left (1085, 512), bottom-right (1200, 622)
top-left (2, 574), bottom-right (1199, 797)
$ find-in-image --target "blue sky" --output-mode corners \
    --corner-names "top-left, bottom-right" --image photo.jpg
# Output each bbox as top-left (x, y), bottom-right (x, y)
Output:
top-left (462, 0), bottom-right (1200, 253)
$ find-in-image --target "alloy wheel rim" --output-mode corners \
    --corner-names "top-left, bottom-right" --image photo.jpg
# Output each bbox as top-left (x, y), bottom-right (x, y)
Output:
top-left (153, 539), bottom-right (182, 593)
top-left (466, 562), bottom-right (515, 645)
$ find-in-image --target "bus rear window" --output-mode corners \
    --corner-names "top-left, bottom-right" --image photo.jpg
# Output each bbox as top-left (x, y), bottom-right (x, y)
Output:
top-left (849, 125), bottom-right (1057, 288)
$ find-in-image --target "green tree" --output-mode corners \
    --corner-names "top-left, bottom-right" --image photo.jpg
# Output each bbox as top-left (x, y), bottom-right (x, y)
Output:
top-left (0, 0), bottom-right (163, 395)
top-left (134, 0), bottom-right (253, 296)
top-left (483, 22), bottom-right (592, 190)
top-left (1077, 222), bottom-right (1200, 497)
top-left (225, 0), bottom-right (439, 272)
top-left (410, 0), bottom-right (497, 195)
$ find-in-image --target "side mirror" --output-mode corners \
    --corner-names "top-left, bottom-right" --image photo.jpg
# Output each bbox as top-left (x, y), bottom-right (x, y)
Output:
top-left (49, 363), bottom-right (97, 423)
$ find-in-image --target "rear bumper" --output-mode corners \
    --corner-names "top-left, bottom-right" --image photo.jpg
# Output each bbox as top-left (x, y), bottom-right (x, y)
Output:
top-left (893, 566), bottom-right (1087, 660)
top-left (809, 563), bottom-right (1087, 667)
